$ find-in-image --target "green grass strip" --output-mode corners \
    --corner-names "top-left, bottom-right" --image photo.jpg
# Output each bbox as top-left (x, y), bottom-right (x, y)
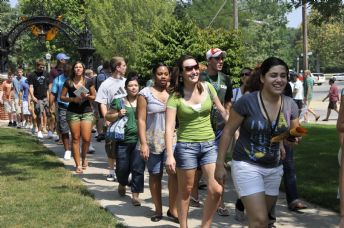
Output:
top-left (293, 124), bottom-right (339, 212)
top-left (0, 128), bottom-right (123, 227)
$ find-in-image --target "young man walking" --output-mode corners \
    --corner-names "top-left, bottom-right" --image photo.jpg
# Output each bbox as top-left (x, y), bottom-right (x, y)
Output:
top-left (12, 67), bottom-right (27, 128)
top-left (28, 59), bottom-right (50, 139)
top-left (95, 57), bottom-right (127, 181)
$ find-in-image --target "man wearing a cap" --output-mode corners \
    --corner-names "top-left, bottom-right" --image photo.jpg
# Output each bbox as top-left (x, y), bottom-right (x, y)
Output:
top-left (48, 53), bottom-right (70, 139)
top-left (201, 48), bottom-right (232, 138)
top-left (50, 53), bottom-right (70, 83)
top-left (200, 47), bottom-right (233, 216)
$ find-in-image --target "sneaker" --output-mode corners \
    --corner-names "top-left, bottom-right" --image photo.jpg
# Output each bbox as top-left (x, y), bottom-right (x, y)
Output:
top-left (106, 174), bottom-right (115, 181)
top-left (8, 121), bottom-right (13, 127)
top-left (12, 121), bottom-right (17, 127)
top-left (235, 208), bottom-right (245, 222)
top-left (96, 133), bottom-right (105, 142)
top-left (189, 197), bottom-right (202, 208)
top-left (88, 144), bottom-right (95, 154)
top-left (42, 128), bottom-right (48, 134)
top-left (64, 150), bottom-right (71, 160)
top-left (217, 206), bottom-right (230, 216)
top-left (37, 131), bottom-right (44, 139)
top-left (128, 173), bottom-right (132, 186)
top-left (47, 131), bottom-right (54, 139)
top-left (17, 122), bottom-right (22, 128)
top-left (53, 135), bottom-right (60, 142)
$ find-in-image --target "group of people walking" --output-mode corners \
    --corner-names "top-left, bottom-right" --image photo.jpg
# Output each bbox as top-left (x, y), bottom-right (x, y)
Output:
top-left (2, 48), bottom-right (328, 228)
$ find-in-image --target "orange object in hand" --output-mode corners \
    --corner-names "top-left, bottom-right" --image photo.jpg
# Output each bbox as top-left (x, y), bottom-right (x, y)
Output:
top-left (270, 127), bottom-right (307, 143)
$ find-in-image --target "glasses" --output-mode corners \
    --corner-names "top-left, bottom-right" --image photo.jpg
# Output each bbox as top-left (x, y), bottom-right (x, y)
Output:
top-left (183, 64), bottom-right (199, 72)
top-left (241, 72), bottom-right (251, 77)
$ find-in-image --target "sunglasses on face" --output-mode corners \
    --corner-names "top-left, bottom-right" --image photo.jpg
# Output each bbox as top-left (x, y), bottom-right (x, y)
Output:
top-left (241, 72), bottom-right (251, 76)
top-left (183, 64), bottom-right (199, 72)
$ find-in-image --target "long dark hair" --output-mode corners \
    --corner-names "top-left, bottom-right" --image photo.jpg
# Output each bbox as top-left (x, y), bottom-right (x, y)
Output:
top-left (68, 61), bottom-right (85, 87)
top-left (169, 55), bottom-right (203, 97)
top-left (247, 57), bottom-right (289, 92)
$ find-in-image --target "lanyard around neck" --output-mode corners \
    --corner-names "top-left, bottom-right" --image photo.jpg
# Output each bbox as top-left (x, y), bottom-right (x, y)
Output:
top-left (259, 91), bottom-right (282, 136)
top-left (208, 74), bottom-right (221, 92)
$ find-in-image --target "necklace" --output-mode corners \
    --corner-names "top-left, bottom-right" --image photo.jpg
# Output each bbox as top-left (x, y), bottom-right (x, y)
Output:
top-left (259, 91), bottom-right (282, 139)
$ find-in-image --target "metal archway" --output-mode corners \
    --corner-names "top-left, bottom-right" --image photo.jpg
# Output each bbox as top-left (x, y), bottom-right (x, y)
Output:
top-left (0, 16), bottom-right (95, 72)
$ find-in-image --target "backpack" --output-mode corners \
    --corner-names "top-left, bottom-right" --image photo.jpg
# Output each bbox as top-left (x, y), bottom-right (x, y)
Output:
top-left (94, 71), bottom-right (109, 91)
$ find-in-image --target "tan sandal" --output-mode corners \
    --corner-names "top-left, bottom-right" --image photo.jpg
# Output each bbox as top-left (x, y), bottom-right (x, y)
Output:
top-left (82, 160), bottom-right (88, 170)
top-left (75, 166), bottom-right (83, 174)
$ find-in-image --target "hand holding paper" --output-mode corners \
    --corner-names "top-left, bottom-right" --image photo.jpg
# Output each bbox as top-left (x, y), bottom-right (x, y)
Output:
top-left (270, 127), bottom-right (307, 143)
top-left (74, 85), bottom-right (89, 97)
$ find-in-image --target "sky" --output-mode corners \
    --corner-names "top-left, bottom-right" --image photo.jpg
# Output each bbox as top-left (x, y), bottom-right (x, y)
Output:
top-left (9, 0), bottom-right (302, 28)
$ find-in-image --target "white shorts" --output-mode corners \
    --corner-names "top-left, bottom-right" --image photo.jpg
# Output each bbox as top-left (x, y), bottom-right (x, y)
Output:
top-left (4, 100), bottom-right (15, 113)
top-left (22, 101), bottom-right (31, 115)
top-left (231, 160), bottom-right (283, 198)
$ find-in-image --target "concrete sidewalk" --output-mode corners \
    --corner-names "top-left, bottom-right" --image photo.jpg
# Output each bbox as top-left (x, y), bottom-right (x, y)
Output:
top-left (2, 122), bottom-right (339, 228)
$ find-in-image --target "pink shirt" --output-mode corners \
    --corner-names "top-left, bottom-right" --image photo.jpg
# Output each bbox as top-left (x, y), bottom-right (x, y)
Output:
top-left (329, 84), bottom-right (339, 102)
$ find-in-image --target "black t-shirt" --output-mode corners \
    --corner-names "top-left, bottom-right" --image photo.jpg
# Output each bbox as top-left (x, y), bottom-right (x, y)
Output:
top-left (27, 71), bottom-right (49, 100)
top-left (63, 77), bottom-right (94, 114)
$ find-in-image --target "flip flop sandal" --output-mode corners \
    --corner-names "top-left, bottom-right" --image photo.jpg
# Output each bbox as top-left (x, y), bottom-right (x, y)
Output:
top-left (75, 166), bottom-right (83, 174)
top-left (82, 160), bottom-right (88, 170)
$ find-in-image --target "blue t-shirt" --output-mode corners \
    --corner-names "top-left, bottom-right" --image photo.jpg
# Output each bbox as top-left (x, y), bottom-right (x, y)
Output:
top-left (20, 79), bottom-right (30, 101)
top-left (51, 74), bottom-right (69, 107)
top-left (12, 76), bottom-right (27, 99)
top-left (233, 91), bottom-right (299, 168)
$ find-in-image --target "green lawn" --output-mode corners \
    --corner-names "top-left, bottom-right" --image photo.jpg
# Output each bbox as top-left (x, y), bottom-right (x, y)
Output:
top-left (0, 128), bottom-right (123, 227)
top-left (292, 124), bottom-right (340, 212)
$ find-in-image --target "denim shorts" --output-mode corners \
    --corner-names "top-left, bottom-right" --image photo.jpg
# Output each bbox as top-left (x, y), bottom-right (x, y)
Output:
top-left (174, 140), bottom-right (217, 169)
top-left (66, 111), bottom-right (94, 122)
top-left (147, 151), bottom-right (166, 175)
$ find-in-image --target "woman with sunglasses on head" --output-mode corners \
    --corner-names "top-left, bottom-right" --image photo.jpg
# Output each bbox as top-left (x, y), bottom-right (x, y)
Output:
top-left (137, 63), bottom-right (178, 222)
top-left (165, 55), bottom-right (228, 228)
top-left (215, 57), bottom-right (300, 228)
top-left (106, 73), bottom-right (145, 206)
top-left (60, 61), bottom-right (96, 174)
top-left (232, 67), bottom-right (252, 103)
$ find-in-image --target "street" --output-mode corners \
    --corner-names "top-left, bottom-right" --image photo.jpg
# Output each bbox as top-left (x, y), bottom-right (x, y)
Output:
top-left (309, 79), bottom-right (341, 123)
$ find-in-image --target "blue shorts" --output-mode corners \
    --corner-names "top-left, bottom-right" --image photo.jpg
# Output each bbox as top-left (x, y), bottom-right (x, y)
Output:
top-left (147, 151), bottom-right (166, 175)
top-left (174, 140), bottom-right (217, 170)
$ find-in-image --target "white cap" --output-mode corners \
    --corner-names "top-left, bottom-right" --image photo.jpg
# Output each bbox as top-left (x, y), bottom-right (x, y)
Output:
top-left (206, 48), bottom-right (227, 60)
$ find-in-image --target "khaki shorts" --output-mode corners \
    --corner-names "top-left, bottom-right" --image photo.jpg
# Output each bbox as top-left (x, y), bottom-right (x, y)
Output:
top-left (4, 100), bottom-right (15, 113)
top-left (14, 99), bottom-right (21, 114)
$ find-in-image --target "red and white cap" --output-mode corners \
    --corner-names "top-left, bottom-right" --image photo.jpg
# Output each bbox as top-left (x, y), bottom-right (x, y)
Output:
top-left (206, 48), bottom-right (227, 60)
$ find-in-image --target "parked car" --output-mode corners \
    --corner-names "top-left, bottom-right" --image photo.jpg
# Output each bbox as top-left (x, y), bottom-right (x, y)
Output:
top-left (332, 73), bottom-right (344, 81)
top-left (310, 73), bottom-right (325, 85)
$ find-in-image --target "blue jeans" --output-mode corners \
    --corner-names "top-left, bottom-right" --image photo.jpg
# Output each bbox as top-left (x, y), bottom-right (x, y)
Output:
top-left (115, 142), bottom-right (145, 193)
top-left (282, 144), bottom-right (299, 204)
top-left (174, 140), bottom-right (217, 169)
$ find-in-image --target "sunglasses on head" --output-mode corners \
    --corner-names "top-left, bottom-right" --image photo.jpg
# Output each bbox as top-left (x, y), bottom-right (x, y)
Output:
top-left (183, 64), bottom-right (199, 72)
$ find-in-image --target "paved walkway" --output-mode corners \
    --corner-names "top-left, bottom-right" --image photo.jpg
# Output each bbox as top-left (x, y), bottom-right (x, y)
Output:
top-left (1, 120), bottom-right (340, 228)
